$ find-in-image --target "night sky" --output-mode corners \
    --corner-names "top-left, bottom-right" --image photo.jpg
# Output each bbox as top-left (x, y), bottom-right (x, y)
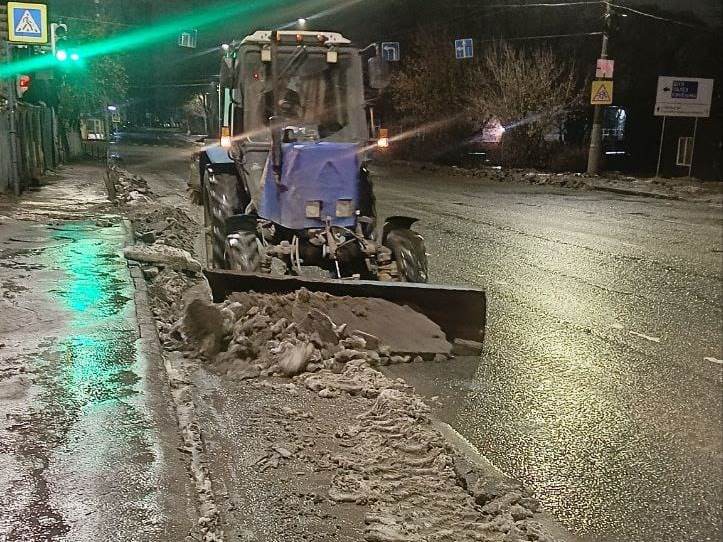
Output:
top-left (41, 0), bottom-right (722, 112)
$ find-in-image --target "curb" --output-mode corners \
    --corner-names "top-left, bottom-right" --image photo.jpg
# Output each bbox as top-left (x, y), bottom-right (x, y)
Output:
top-left (587, 183), bottom-right (681, 201)
top-left (436, 421), bottom-right (582, 542)
top-left (122, 218), bottom-right (223, 541)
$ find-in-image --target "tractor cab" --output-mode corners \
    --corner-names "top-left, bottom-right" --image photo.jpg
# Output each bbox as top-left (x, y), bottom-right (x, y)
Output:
top-left (220, 30), bottom-right (369, 222)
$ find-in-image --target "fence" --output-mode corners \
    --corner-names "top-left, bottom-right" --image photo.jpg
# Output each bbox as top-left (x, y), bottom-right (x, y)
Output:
top-left (1, 103), bottom-right (53, 193)
top-left (0, 102), bottom-right (85, 194)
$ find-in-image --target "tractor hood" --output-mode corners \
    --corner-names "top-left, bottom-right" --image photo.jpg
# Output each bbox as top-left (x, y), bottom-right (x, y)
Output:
top-left (259, 142), bottom-right (361, 230)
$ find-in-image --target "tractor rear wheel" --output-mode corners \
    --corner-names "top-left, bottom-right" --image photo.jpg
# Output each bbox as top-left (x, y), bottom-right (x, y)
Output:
top-left (225, 231), bottom-right (262, 272)
top-left (203, 170), bottom-right (239, 268)
top-left (386, 228), bottom-right (429, 283)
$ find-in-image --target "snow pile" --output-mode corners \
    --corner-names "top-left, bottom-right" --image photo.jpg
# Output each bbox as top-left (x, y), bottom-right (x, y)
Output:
top-left (106, 165), bottom-right (151, 204)
top-left (330, 389), bottom-right (553, 542)
top-left (130, 206), bottom-right (201, 252)
top-left (171, 287), bottom-right (561, 541)
top-left (180, 288), bottom-right (450, 389)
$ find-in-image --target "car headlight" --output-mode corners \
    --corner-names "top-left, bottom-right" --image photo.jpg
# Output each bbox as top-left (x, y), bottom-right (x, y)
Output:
top-left (305, 200), bottom-right (322, 219)
top-left (336, 199), bottom-right (355, 218)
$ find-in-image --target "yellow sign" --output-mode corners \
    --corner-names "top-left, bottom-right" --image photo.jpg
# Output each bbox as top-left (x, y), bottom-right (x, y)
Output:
top-left (591, 80), bottom-right (613, 105)
top-left (8, 2), bottom-right (48, 44)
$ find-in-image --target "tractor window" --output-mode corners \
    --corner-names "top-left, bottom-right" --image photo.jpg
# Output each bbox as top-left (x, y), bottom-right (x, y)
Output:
top-left (242, 50), bottom-right (363, 143)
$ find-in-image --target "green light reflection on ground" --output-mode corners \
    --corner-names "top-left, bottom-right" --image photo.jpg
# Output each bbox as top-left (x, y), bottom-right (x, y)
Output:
top-left (45, 224), bottom-right (136, 406)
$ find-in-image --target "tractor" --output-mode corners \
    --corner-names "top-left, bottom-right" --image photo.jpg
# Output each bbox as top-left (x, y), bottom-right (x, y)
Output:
top-left (191, 30), bottom-right (426, 283)
top-left (191, 30), bottom-right (486, 344)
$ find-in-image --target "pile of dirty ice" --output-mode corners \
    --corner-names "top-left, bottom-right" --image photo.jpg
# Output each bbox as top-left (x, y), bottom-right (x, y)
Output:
top-left (178, 287), bottom-right (450, 397)
top-left (106, 165), bottom-right (151, 204)
top-left (166, 286), bottom-right (561, 542)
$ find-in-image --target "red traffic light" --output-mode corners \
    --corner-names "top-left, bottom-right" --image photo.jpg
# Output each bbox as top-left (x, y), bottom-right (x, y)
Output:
top-left (17, 75), bottom-right (32, 97)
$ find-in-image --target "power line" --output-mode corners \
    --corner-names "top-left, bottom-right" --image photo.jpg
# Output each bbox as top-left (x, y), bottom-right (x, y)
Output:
top-left (453, 2), bottom-right (603, 8)
top-left (606, 2), bottom-right (703, 29)
top-left (130, 82), bottom-right (218, 89)
top-left (56, 15), bottom-right (141, 28)
top-left (480, 31), bottom-right (602, 42)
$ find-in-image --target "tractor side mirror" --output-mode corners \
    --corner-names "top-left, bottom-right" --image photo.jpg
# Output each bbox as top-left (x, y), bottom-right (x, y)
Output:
top-left (368, 57), bottom-right (390, 90)
top-left (270, 115), bottom-right (284, 180)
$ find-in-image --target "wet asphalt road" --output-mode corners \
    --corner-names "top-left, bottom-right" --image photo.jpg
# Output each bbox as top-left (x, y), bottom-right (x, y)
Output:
top-left (112, 133), bottom-right (723, 542)
top-left (374, 164), bottom-right (723, 542)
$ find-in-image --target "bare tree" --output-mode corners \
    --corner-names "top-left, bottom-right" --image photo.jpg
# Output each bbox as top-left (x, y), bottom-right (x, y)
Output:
top-left (472, 42), bottom-right (582, 165)
top-left (183, 94), bottom-right (211, 134)
top-left (391, 31), bottom-right (474, 123)
top-left (389, 29), bottom-right (480, 160)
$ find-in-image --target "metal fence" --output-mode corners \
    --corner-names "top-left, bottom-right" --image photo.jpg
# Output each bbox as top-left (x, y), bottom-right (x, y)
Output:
top-left (0, 103), bottom-right (84, 194)
top-left (1, 103), bottom-right (53, 193)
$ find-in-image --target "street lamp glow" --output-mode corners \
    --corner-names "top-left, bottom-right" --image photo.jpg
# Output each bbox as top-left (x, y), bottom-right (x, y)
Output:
top-left (297, 17), bottom-right (307, 25)
top-left (107, 105), bottom-right (118, 112)
top-left (70, 52), bottom-right (80, 61)
top-left (221, 43), bottom-right (230, 51)
top-left (56, 50), bottom-right (68, 62)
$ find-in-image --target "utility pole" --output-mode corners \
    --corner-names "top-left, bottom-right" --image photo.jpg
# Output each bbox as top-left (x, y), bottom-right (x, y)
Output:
top-left (586, 1), bottom-right (612, 175)
top-left (5, 42), bottom-right (21, 195)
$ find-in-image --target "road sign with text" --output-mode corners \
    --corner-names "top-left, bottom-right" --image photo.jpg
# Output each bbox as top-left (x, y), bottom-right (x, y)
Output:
top-left (590, 80), bottom-right (613, 105)
top-left (8, 2), bottom-right (47, 44)
top-left (654, 76), bottom-right (714, 117)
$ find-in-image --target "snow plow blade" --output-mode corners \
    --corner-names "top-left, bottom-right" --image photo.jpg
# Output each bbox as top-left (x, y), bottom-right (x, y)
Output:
top-left (203, 270), bottom-right (486, 343)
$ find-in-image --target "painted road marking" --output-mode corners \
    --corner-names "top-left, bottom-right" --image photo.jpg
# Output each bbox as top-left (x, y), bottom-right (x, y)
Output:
top-left (704, 357), bottom-right (723, 365)
top-left (629, 330), bottom-right (661, 343)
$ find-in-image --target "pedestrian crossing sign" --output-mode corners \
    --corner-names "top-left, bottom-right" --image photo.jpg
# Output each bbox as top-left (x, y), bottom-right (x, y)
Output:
top-left (590, 80), bottom-right (613, 105)
top-left (8, 2), bottom-right (48, 44)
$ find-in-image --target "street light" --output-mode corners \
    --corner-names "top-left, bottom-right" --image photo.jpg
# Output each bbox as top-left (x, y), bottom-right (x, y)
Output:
top-left (55, 50), bottom-right (68, 62)
top-left (221, 43), bottom-right (230, 51)
top-left (70, 52), bottom-right (80, 61)
top-left (297, 17), bottom-right (307, 26)
top-left (107, 105), bottom-right (118, 112)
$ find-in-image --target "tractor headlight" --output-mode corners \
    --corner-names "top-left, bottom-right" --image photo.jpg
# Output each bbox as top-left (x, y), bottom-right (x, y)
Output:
top-left (335, 199), bottom-right (354, 218)
top-left (221, 127), bottom-right (232, 148)
top-left (305, 200), bottom-right (322, 219)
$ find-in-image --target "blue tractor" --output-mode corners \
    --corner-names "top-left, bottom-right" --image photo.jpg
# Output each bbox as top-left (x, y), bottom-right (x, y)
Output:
top-left (192, 30), bottom-right (427, 282)
top-left (192, 30), bottom-right (486, 344)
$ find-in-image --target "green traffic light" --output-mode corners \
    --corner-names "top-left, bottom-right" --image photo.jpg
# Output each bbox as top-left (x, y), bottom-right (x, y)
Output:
top-left (70, 52), bottom-right (80, 61)
top-left (56, 50), bottom-right (68, 62)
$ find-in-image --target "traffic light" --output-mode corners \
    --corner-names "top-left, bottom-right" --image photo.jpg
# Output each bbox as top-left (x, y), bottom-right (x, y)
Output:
top-left (50, 22), bottom-right (81, 63)
top-left (51, 22), bottom-right (67, 60)
top-left (17, 75), bottom-right (31, 98)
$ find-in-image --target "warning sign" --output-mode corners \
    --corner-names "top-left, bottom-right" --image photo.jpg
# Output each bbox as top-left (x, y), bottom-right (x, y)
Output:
top-left (590, 80), bottom-right (613, 105)
top-left (8, 2), bottom-right (47, 44)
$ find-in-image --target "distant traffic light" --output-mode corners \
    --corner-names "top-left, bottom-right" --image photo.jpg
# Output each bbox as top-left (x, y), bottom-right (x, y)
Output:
top-left (51, 22), bottom-right (68, 58)
top-left (17, 75), bottom-right (32, 98)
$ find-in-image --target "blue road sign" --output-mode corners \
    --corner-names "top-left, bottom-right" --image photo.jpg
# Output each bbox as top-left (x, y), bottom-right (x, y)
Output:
top-left (8, 2), bottom-right (48, 44)
top-left (455, 38), bottom-right (473, 60)
top-left (381, 42), bottom-right (400, 62)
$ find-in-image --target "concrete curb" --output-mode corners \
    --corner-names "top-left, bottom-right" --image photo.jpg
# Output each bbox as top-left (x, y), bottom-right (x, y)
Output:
top-left (122, 218), bottom-right (223, 541)
top-left (436, 421), bottom-right (582, 542)
top-left (587, 183), bottom-right (681, 201)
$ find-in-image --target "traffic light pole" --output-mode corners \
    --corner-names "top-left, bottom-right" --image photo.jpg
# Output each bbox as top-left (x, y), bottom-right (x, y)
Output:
top-left (586, 1), bottom-right (612, 175)
top-left (5, 42), bottom-right (21, 195)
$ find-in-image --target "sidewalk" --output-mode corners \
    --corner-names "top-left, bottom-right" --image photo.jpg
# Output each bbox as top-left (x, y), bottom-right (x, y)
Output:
top-left (378, 160), bottom-right (723, 204)
top-left (0, 163), bottom-right (195, 541)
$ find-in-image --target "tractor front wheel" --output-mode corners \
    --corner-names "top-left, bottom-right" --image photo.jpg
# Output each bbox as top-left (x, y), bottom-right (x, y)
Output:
top-left (225, 231), bottom-right (262, 272)
top-left (202, 170), bottom-right (240, 269)
top-left (385, 229), bottom-right (429, 283)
